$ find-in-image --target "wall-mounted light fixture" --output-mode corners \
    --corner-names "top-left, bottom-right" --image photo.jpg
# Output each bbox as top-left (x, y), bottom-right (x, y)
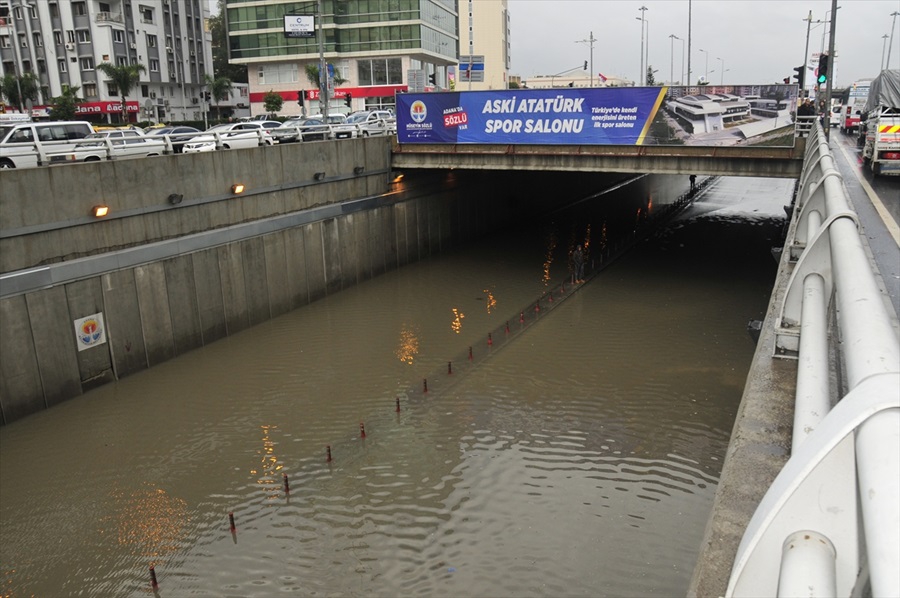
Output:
top-left (353, 166), bottom-right (365, 175)
top-left (92, 205), bottom-right (110, 218)
top-left (168, 193), bottom-right (184, 205)
top-left (231, 183), bottom-right (245, 194)
top-left (391, 171), bottom-right (405, 183)
top-left (314, 172), bottom-right (326, 181)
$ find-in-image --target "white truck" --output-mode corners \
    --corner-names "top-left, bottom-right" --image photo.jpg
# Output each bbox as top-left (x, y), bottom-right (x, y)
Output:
top-left (860, 69), bottom-right (900, 177)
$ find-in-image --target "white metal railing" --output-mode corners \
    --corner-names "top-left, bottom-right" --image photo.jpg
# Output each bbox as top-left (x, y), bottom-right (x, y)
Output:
top-left (727, 122), bottom-right (900, 596)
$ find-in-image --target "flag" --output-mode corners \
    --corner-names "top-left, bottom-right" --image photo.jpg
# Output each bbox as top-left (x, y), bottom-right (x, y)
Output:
top-left (597, 73), bottom-right (608, 83)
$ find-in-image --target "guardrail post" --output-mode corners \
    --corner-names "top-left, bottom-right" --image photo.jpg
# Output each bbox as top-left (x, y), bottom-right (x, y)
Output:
top-left (778, 530), bottom-right (836, 597)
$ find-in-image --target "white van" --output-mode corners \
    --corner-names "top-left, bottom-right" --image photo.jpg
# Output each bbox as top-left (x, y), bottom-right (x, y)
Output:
top-left (0, 121), bottom-right (95, 169)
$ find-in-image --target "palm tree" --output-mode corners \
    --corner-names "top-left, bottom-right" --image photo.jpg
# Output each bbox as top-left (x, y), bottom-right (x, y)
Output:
top-left (1, 73), bottom-right (40, 112)
top-left (204, 74), bottom-right (233, 122)
top-left (96, 62), bottom-right (146, 123)
top-left (304, 63), bottom-right (348, 88)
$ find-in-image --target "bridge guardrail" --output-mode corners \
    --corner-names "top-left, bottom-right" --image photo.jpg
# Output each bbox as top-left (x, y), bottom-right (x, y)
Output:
top-left (727, 122), bottom-right (900, 596)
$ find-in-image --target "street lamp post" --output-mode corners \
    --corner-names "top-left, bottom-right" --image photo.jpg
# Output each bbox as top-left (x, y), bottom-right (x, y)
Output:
top-left (679, 36), bottom-right (686, 84)
top-left (717, 57), bottom-right (725, 84)
top-left (882, 34), bottom-right (890, 71)
top-left (699, 48), bottom-right (708, 83)
top-left (576, 31), bottom-right (597, 87)
top-left (888, 11), bottom-right (900, 69)
top-left (669, 34), bottom-right (678, 84)
top-left (637, 6), bottom-right (648, 85)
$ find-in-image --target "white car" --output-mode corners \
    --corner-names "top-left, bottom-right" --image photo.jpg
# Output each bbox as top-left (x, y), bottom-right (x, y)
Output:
top-left (65, 129), bottom-right (166, 163)
top-left (181, 122), bottom-right (277, 153)
top-left (333, 110), bottom-right (395, 139)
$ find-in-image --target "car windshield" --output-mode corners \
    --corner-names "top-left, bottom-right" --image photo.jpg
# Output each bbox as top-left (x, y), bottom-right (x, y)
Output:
top-left (147, 128), bottom-right (175, 135)
top-left (205, 124), bottom-right (234, 132)
top-left (346, 113), bottom-right (368, 123)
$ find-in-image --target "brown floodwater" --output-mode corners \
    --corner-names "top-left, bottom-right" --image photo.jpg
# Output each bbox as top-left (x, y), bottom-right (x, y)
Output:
top-left (0, 176), bottom-right (792, 597)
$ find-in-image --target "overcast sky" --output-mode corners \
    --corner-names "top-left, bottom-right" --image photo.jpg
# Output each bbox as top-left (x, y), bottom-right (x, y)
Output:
top-left (508, 0), bottom-right (898, 87)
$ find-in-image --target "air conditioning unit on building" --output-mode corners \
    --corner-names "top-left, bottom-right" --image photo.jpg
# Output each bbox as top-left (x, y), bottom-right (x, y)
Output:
top-left (150, 92), bottom-right (157, 99)
top-left (189, 50), bottom-right (195, 56)
top-left (165, 46), bottom-right (172, 53)
top-left (65, 42), bottom-right (75, 51)
top-left (130, 43), bottom-right (137, 49)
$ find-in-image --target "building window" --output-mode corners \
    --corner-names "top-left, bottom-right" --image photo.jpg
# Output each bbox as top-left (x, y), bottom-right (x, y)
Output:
top-left (53, 30), bottom-right (63, 45)
top-left (18, 34), bottom-right (27, 48)
top-left (66, 30), bottom-right (75, 44)
top-left (72, 2), bottom-right (86, 16)
top-left (81, 57), bottom-right (94, 70)
top-left (0, 36), bottom-right (9, 49)
top-left (13, 6), bottom-right (21, 19)
top-left (28, 5), bottom-right (36, 18)
top-left (149, 58), bottom-right (159, 72)
top-left (77, 30), bottom-right (91, 43)
top-left (257, 63), bottom-right (298, 85)
top-left (50, 3), bottom-right (60, 18)
top-left (116, 56), bottom-right (127, 66)
top-left (140, 6), bottom-right (153, 24)
top-left (107, 83), bottom-right (118, 96)
top-left (83, 82), bottom-right (97, 96)
top-left (58, 58), bottom-right (67, 72)
top-left (33, 33), bottom-right (42, 47)
top-left (113, 30), bottom-right (124, 43)
top-left (37, 59), bottom-right (46, 73)
top-left (357, 58), bottom-right (403, 86)
top-left (147, 34), bottom-right (157, 48)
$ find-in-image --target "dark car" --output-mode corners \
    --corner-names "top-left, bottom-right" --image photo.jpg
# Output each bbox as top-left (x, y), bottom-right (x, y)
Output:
top-left (144, 126), bottom-right (201, 153)
top-left (272, 117), bottom-right (332, 143)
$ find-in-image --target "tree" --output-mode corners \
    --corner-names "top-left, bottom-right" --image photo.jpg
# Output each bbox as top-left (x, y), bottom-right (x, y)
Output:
top-left (208, 0), bottom-right (247, 83)
top-left (96, 62), bottom-right (146, 123)
top-left (205, 74), bottom-right (233, 121)
top-left (263, 90), bottom-right (283, 115)
top-left (304, 63), bottom-right (349, 88)
top-left (1, 73), bottom-right (40, 112)
top-left (646, 67), bottom-right (657, 86)
top-left (49, 86), bottom-right (82, 121)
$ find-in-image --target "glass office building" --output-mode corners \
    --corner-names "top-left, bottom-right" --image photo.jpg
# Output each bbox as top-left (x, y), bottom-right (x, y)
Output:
top-left (225, 0), bottom-right (459, 115)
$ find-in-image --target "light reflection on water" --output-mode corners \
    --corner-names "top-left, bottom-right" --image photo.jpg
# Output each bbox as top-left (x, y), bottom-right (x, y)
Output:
top-left (0, 180), bottom-right (785, 597)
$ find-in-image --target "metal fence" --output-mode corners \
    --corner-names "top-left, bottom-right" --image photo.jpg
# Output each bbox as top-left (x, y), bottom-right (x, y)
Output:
top-left (727, 122), bottom-right (900, 596)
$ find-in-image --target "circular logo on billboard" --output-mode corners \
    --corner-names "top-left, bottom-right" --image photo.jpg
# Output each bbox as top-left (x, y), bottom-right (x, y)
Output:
top-left (410, 100), bottom-right (427, 123)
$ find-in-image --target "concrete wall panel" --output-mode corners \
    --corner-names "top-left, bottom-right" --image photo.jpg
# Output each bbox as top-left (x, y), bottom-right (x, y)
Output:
top-left (65, 278), bottom-right (115, 390)
top-left (241, 237), bottom-right (271, 327)
top-left (321, 218), bottom-right (342, 295)
top-left (164, 255), bottom-right (203, 356)
top-left (192, 250), bottom-right (228, 345)
top-left (0, 295), bottom-right (44, 423)
top-left (135, 263), bottom-right (176, 367)
top-left (355, 210), bottom-right (374, 283)
top-left (25, 286), bottom-right (83, 408)
top-left (338, 214), bottom-right (360, 287)
top-left (367, 207), bottom-right (387, 278)
top-left (382, 205), bottom-right (398, 272)
top-left (284, 227), bottom-right (310, 309)
top-left (102, 270), bottom-right (148, 378)
top-left (263, 233), bottom-right (291, 318)
top-left (394, 202), bottom-right (410, 267)
top-left (217, 244), bottom-right (250, 335)
top-left (303, 223), bottom-right (326, 303)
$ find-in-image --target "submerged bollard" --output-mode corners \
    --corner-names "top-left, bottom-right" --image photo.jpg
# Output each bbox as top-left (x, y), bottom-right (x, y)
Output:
top-left (548, 290), bottom-right (554, 302)
top-left (423, 378), bottom-right (428, 393)
top-left (326, 445), bottom-right (333, 462)
top-left (487, 333), bottom-right (493, 346)
top-left (468, 346), bottom-right (473, 361)
top-left (505, 321), bottom-right (510, 334)
top-left (534, 301), bottom-right (541, 313)
top-left (149, 566), bottom-right (159, 590)
top-left (283, 473), bottom-right (290, 495)
top-left (360, 422), bottom-right (366, 439)
top-left (395, 397), bottom-right (401, 413)
top-left (561, 281), bottom-right (566, 294)
top-left (520, 311), bottom-right (525, 323)
top-left (448, 361), bottom-right (453, 375)
top-left (229, 512), bottom-right (236, 532)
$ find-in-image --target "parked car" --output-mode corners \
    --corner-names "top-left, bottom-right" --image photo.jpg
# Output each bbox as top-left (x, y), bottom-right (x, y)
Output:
top-left (66, 129), bottom-right (166, 163)
top-left (272, 117), bottom-right (326, 143)
top-left (181, 122), bottom-right (277, 153)
top-left (0, 120), bottom-right (94, 169)
top-left (144, 126), bottom-right (201, 153)
top-left (333, 110), bottom-right (395, 139)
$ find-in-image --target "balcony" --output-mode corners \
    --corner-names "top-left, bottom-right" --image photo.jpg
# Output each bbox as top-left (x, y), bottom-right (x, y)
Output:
top-left (96, 11), bottom-right (123, 24)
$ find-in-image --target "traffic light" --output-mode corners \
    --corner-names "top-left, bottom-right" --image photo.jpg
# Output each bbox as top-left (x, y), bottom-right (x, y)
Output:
top-left (428, 73), bottom-right (436, 85)
top-left (817, 54), bottom-right (829, 84)
top-left (583, 61), bottom-right (588, 70)
top-left (344, 92), bottom-right (352, 108)
top-left (297, 90), bottom-right (303, 105)
top-left (793, 65), bottom-right (805, 88)
top-left (204, 92), bottom-right (210, 101)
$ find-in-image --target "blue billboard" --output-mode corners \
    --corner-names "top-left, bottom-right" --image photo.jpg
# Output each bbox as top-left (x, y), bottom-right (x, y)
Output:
top-left (396, 85), bottom-right (799, 147)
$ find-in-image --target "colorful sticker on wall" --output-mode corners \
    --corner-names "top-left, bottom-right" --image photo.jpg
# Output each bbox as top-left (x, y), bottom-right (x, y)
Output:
top-left (74, 312), bottom-right (107, 352)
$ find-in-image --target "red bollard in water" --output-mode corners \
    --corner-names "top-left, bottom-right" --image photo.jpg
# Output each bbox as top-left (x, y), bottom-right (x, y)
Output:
top-left (423, 378), bottom-right (428, 393)
top-left (448, 361), bottom-right (453, 375)
top-left (283, 473), bottom-right (290, 495)
top-left (468, 346), bottom-right (473, 361)
top-left (149, 566), bottom-right (159, 590)
top-left (561, 281), bottom-right (566, 294)
top-left (229, 512), bottom-right (236, 532)
top-left (395, 397), bottom-right (401, 413)
top-left (505, 321), bottom-right (510, 334)
top-left (326, 445), bottom-right (333, 462)
top-left (535, 301), bottom-right (541, 313)
top-left (548, 290), bottom-right (554, 302)
top-left (360, 422), bottom-right (366, 438)
top-left (487, 333), bottom-right (493, 346)
top-left (520, 311), bottom-right (525, 323)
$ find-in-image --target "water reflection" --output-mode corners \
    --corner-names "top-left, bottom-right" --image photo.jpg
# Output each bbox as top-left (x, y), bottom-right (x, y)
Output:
top-left (396, 325), bottom-right (419, 365)
top-left (450, 307), bottom-right (465, 334)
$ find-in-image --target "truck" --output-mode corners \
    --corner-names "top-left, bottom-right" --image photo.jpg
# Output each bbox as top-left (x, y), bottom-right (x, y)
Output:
top-left (860, 69), bottom-right (900, 177)
top-left (839, 79), bottom-right (871, 134)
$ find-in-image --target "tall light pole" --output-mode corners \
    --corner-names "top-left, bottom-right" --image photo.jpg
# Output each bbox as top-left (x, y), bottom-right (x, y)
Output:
top-left (717, 57), bottom-right (725, 85)
top-left (637, 6), bottom-right (648, 85)
top-left (888, 11), bottom-right (900, 70)
top-left (699, 48), bottom-right (709, 83)
top-left (576, 31), bottom-right (597, 87)
top-left (679, 36), bottom-right (685, 84)
top-left (669, 34), bottom-right (678, 84)
top-left (687, 0), bottom-right (692, 86)
top-left (882, 34), bottom-right (890, 70)
top-left (316, 0), bottom-right (328, 116)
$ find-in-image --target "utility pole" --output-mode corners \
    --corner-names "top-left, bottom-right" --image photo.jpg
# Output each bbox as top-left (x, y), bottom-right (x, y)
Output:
top-left (638, 6), bottom-right (648, 85)
top-left (687, 0), bottom-right (692, 86)
top-left (316, 0), bottom-right (328, 116)
top-left (576, 31), bottom-right (597, 87)
top-left (803, 11), bottom-right (813, 98)
top-left (888, 11), bottom-right (900, 70)
top-left (825, 0), bottom-right (837, 142)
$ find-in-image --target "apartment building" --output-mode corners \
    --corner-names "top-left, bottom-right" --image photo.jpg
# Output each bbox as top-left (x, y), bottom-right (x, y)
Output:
top-left (225, 0), bottom-right (458, 116)
top-left (0, 0), bottom-right (213, 122)
top-left (455, 0), bottom-right (508, 91)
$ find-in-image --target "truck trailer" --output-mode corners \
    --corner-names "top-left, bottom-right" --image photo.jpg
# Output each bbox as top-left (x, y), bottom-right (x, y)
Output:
top-left (860, 69), bottom-right (900, 177)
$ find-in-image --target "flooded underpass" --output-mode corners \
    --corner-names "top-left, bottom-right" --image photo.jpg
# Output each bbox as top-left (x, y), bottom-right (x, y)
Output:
top-left (0, 174), bottom-right (794, 597)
